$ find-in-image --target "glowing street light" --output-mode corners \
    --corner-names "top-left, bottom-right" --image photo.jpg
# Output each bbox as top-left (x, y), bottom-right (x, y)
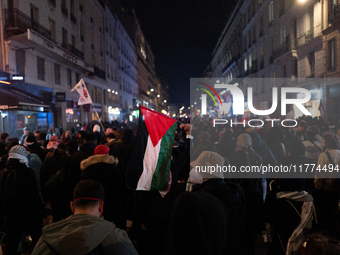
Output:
top-left (157, 94), bottom-right (160, 98)
top-left (151, 88), bottom-right (154, 92)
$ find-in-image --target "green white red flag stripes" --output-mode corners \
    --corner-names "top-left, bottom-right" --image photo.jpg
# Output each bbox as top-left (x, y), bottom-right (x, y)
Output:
top-left (126, 106), bottom-right (177, 191)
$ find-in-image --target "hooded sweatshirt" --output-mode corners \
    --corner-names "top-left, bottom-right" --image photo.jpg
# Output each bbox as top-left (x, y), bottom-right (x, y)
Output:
top-left (31, 214), bottom-right (137, 255)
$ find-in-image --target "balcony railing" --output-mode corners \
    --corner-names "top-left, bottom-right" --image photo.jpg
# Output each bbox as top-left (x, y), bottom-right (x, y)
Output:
top-left (329, 3), bottom-right (340, 21)
top-left (305, 28), bottom-right (314, 43)
top-left (4, 8), bottom-right (51, 40)
top-left (273, 36), bottom-right (291, 60)
top-left (61, 4), bottom-right (68, 16)
top-left (94, 66), bottom-right (106, 80)
top-left (68, 44), bottom-right (83, 59)
top-left (70, 13), bottom-right (76, 24)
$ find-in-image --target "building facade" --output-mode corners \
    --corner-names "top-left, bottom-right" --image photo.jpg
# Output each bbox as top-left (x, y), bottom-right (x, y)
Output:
top-left (0, 0), bottom-right (163, 137)
top-left (208, 0), bottom-right (339, 120)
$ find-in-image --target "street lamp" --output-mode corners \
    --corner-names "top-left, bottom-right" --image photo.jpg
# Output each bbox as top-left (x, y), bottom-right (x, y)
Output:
top-left (151, 88), bottom-right (154, 92)
top-left (157, 94), bottom-right (160, 98)
top-left (164, 100), bottom-right (167, 103)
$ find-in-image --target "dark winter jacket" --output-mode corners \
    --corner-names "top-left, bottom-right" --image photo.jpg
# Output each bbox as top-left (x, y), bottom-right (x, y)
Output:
top-left (41, 150), bottom-right (70, 202)
top-left (0, 159), bottom-right (45, 224)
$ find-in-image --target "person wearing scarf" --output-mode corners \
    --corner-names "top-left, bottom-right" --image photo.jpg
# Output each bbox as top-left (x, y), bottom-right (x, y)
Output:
top-left (265, 179), bottom-right (316, 255)
top-left (0, 145), bottom-right (45, 255)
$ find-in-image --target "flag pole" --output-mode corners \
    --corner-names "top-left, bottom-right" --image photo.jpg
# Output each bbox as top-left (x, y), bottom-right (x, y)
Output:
top-left (91, 103), bottom-right (106, 134)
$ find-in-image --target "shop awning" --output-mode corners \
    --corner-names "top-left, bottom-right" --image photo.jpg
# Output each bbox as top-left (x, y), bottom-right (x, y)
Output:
top-left (0, 84), bottom-right (53, 112)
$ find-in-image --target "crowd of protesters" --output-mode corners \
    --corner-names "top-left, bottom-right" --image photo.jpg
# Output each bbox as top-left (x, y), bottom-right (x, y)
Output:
top-left (0, 115), bottom-right (339, 254)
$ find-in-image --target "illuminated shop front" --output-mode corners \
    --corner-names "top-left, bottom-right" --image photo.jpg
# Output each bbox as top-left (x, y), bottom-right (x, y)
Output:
top-left (108, 106), bottom-right (121, 121)
top-left (0, 85), bottom-right (53, 139)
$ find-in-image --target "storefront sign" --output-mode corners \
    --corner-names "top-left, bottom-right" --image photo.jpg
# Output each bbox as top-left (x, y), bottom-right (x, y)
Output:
top-left (11, 74), bottom-right (25, 83)
top-left (0, 105), bottom-right (9, 110)
top-left (17, 105), bottom-right (48, 112)
top-left (56, 92), bottom-right (66, 102)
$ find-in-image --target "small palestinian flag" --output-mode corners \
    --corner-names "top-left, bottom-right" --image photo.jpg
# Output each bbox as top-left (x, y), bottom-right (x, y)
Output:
top-left (126, 106), bottom-right (177, 191)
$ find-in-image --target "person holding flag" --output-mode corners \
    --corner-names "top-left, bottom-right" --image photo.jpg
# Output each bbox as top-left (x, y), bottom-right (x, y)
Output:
top-left (71, 79), bottom-right (105, 133)
top-left (71, 79), bottom-right (93, 105)
top-left (126, 106), bottom-right (190, 255)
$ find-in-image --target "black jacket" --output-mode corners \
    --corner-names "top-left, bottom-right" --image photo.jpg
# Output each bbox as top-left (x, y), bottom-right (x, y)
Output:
top-left (0, 159), bottom-right (45, 223)
top-left (81, 154), bottom-right (125, 229)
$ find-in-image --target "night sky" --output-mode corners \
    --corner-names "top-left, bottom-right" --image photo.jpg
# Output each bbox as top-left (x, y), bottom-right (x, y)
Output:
top-left (124, 0), bottom-right (238, 105)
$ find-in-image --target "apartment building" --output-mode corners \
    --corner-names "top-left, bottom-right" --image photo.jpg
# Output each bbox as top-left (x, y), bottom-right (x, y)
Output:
top-left (209, 0), bottom-right (334, 119)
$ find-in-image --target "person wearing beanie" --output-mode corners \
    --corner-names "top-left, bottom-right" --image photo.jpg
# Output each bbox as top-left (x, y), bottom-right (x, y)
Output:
top-left (81, 145), bottom-right (125, 229)
top-left (25, 135), bottom-right (43, 192)
top-left (0, 145), bottom-right (46, 254)
top-left (26, 135), bottom-right (46, 163)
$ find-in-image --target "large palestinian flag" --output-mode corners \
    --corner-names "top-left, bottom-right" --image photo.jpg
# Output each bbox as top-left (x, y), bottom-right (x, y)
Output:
top-left (126, 106), bottom-right (177, 191)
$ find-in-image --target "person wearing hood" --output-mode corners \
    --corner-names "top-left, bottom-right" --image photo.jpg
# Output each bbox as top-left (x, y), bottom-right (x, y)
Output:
top-left (247, 131), bottom-right (277, 166)
top-left (81, 145), bottom-right (125, 230)
top-left (31, 180), bottom-right (137, 255)
top-left (166, 191), bottom-right (228, 255)
top-left (227, 133), bottom-right (264, 255)
top-left (188, 151), bottom-right (247, 255)
top-left (0, 145), bottom-right (46, 255)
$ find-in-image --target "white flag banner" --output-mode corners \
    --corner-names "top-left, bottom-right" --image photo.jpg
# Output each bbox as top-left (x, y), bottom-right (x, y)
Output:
top-left (71, 79), bottom-right (92, 105)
